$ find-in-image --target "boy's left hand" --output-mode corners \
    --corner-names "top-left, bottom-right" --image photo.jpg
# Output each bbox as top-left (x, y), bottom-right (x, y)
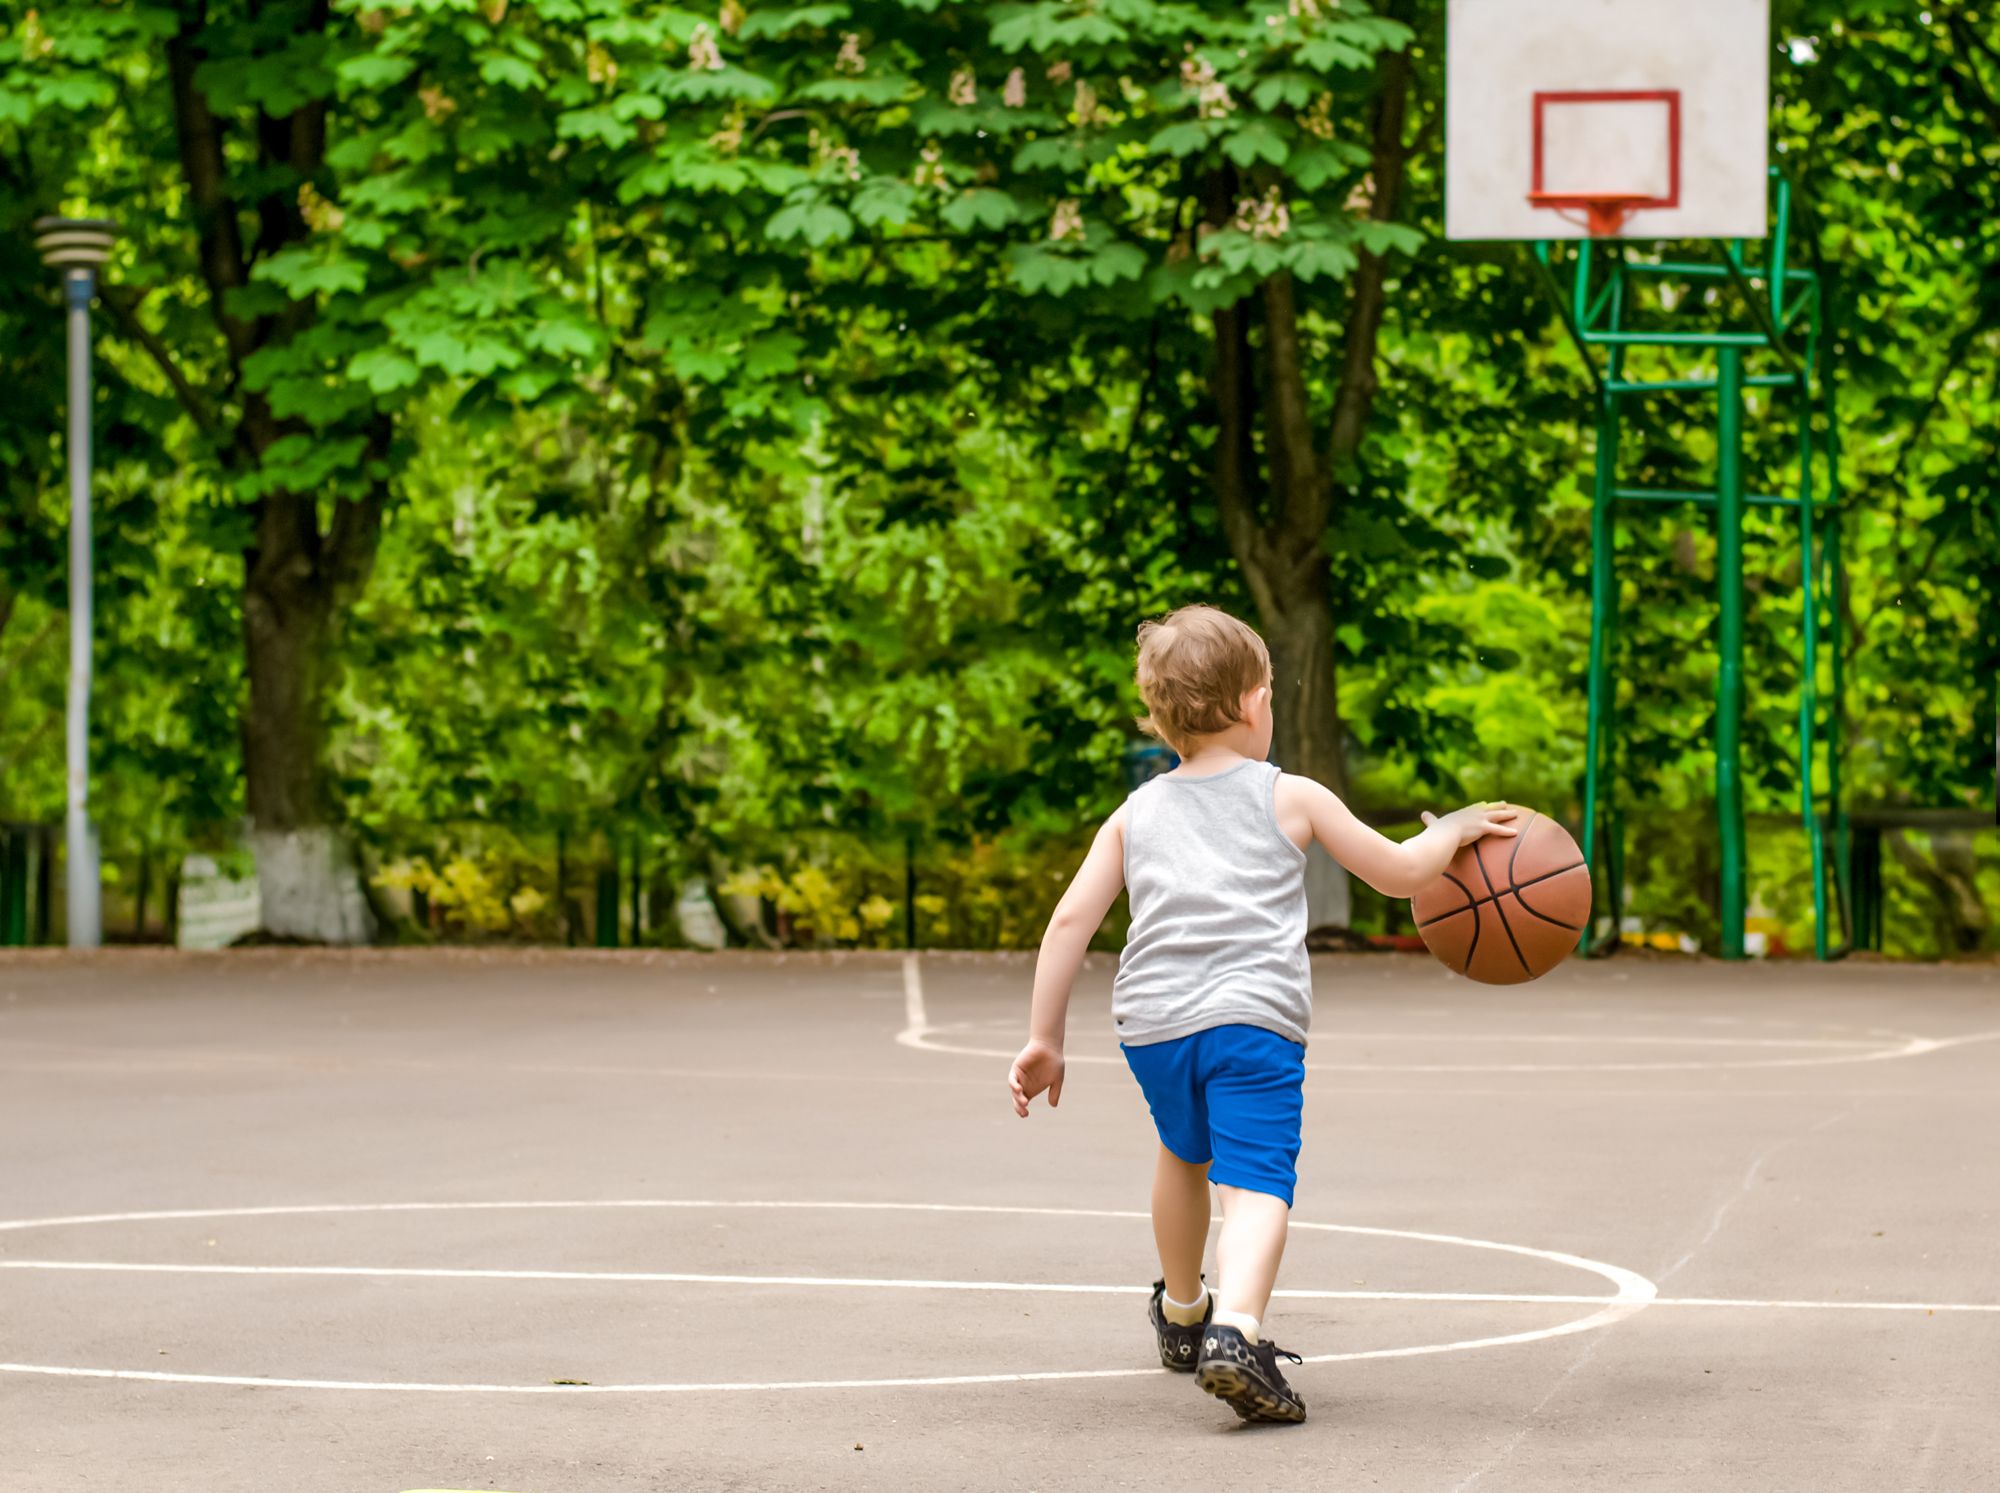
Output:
top-left (1007, 1039), bottom-right (1066, 1117)
top-left (1421, 801), bottom-right (1520, 847)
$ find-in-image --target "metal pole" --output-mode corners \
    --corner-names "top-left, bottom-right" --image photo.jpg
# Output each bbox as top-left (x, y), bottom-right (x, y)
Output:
top-left (1823, 372), bottom-right (1852, 949)
top-left (63, 268), bottom-right (101, 949)
top-left (1796, 357), bottom-right (1829, 960)
top-left (1715, 347), bottom-right (1747, 959)
top-left (1579, 386), bottom-right (1620, 952)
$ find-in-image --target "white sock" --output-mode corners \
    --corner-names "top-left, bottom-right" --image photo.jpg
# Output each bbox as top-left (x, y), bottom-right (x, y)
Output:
top-left (1213, 1309), bottom-right (1260, 1343)
top-left (1161, 1283), bottom-right (1210, 1327)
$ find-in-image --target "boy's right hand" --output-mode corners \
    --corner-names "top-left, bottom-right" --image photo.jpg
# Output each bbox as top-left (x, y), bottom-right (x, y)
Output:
top-left (1007, 1039), bottom-right (1066, 1118)
top-left (1420, 801), bottom-right (1520, 847)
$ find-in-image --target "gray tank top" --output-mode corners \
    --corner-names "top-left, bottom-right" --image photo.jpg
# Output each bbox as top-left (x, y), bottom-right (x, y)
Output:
top-left (1112, 758), bottom-right (1312, 1048)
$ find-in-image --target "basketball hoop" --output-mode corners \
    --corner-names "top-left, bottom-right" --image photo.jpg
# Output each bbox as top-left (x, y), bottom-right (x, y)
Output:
top-left (1524, 89), bottom-right (1681, 238)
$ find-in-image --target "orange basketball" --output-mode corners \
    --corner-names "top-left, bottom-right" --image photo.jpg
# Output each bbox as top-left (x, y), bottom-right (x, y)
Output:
top-left (1411, 809), bottom-right (1591, 984)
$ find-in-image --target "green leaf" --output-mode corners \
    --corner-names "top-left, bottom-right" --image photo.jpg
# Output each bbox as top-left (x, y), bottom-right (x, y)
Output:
top-left (799, 74), bottom-right (914, 105)
top-left (1013, 137), bottom-right (1088, 173)
top-left (478, 54), bottom-right (542, 90)
top-left (1251, 72), bottom-right (1319, 112)
top-left (990, 6), bottom-right (1060, 52)
top-left (675, 155), bottom-right (755, 194)
top-left (1356, 220), bottom-right (1425, 257)
top-left (742, 333), bottom-right (806, 379)
top-left (738, 4), bottom-right (851, 39)
top-left (1286, 141), bottom-right (1369, 190)
top-left (523, 307), bottom-right (606, 361)
top-left (254, 245), bottom-right (368, 301)
top-left (1289, 238), bottom-right (1358, 283)
top-left (1223, 121), bottom-right (1289, 168)
top-left (407, 327), bottom-right (523, 379)
top-left (336, 52), bottom-right (418, 90)
top-left (1006, 244), bottom-right (1091, 297)
top-left (666, 343), bottom-right (735, 382)
top-left (1296, 36), bottom-right (1373, 72)
top-left (1087, 240), bottom-right (1147, 285)
top-left (34, 73), bottom-right (116, 110)
top-left (347, 346), bottom-right (422, 394)
top-left (767, 200), bottom-right (855, 247)
top-left (347, 170), bottom-right (437, 216)
top-left (940, 189), bottom-right (1029, 232)
top-left (1145, 121), bottom-right (1212, 158)
top-left (852, 179), bottom-right (920, 228)
top-left (557, 107), bottom-right (639, 149)
top-left (659, 67), bottom-right (780, 104)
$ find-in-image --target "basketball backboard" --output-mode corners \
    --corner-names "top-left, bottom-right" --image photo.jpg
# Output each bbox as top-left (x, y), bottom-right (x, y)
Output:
top-left (1445, 0), bottom-right (1770, 241)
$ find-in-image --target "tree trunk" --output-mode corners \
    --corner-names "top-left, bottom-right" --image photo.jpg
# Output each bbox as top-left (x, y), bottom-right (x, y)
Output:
top-left (239, 492), bottom-right (378, 943)
top-left (243, 504), bottom-right (330, 833)
top-left (1264, 593), bottom-right (1344, 793)
top-left (1209, 279), bottom-right (1347, 795)
top-left (168, 9), bottom-right (384, 944)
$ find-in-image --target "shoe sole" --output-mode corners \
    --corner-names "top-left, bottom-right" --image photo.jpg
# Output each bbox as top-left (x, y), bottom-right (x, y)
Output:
top-left (1195, 1359), bottom-right (1307, 1424)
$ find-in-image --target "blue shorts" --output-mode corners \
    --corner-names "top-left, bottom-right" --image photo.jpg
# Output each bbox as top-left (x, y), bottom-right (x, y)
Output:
top-left (1120, 1024), bottom-right (1307, 1207)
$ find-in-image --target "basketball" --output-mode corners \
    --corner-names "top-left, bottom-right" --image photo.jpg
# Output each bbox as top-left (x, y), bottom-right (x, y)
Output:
top-left (1411, 810), bottom-right (1592, 984)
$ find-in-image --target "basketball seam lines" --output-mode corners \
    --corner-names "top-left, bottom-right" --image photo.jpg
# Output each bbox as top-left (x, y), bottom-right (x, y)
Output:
top-left (1512, 882), bottom-right (1587, 933)
top-left (1506, 809), bottom-right (1586, 932)
top-left (1472, 840), bottom-right (1531, 975)
top-left (1507, 811), bottom-right (1536, 885)
top-left (1414, 860), bottom-right (1587, 928)
top-left (1442, 870), bottom-right (1481, 974)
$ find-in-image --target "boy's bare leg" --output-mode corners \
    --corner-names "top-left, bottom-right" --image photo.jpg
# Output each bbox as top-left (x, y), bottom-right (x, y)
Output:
top-left (1214, 1183), bottom-right (1290, 1328)
top-left (1151, 1145), bottom-right (1211, 1305)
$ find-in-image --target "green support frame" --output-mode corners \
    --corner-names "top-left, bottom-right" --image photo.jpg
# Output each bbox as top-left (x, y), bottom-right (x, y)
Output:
top-left (1530, 169), bottom-right (1849, 960)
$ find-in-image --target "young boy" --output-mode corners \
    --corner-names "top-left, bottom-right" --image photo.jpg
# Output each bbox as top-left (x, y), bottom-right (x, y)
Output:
top-left (1007, 604), bottom-right (1518, 1424)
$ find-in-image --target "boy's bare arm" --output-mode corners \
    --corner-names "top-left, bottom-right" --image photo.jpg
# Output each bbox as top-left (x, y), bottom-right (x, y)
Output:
top-left (1278, 775), bottom-right (1518, 899)
top-left (1008, 805), bottom-right (1128, 1117)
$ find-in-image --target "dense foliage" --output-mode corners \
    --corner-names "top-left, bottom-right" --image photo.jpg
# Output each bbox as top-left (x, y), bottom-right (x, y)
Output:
top-left (1, 0), bottom-right (1993, 955)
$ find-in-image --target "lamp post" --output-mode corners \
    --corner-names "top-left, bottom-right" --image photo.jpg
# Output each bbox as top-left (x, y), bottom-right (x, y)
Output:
top-left (32, 216), bottom-right (115, 950)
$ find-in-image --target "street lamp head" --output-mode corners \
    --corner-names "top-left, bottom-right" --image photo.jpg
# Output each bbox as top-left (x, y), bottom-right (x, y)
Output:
top-left (33, 216), bottom-right (117, 270)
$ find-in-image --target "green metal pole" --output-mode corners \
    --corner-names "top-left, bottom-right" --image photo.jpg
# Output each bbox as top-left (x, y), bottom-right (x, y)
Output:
top-left (1769, 172), bottom-right (1791, 325)
top-left (1824, 368), bottom-right (1852, 949)
top-left (1716, 348), bottom-right (1748, 959)
top-left (1602, 277), bottom-right (1628, 935)
top-left (1796, 365), bottom-right (1829, 960)
top-left (1580, 385), bottom-right (1621, 952)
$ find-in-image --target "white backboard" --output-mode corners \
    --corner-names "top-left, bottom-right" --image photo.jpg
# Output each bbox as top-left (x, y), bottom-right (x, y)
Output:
top-left (1445, 0), bottom-right (1771, 241)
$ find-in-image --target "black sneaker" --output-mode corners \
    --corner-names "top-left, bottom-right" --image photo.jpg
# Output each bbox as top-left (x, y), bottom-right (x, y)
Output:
top-left (1147, 1279), bottom-right (1212, 1372)
top-left (1195, 1323), bottom-right (1307, 1423)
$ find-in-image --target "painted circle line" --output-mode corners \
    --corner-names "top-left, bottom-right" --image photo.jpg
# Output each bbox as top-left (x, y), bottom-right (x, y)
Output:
top-left (0, 1200), bottom-right (1657, 1394)
top-left (903, 1020), bottom-right (1995, 1074)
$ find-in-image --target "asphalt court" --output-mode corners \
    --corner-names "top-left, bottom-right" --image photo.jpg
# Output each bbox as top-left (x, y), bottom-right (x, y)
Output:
top-left (1, 949), bottom-right (1995, 1491)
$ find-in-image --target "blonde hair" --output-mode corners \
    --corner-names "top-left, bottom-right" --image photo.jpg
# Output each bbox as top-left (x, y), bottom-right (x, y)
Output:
top-left (1134, 605), bottom-right (1271, 753)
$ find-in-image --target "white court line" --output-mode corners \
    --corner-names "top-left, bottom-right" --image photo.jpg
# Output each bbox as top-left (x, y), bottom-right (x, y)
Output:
top-left (898, 951), bottom-right (929, 1049)
top-left (3, 1261), bottom-right (1993, 1316)
top-left (0, 1198), bottom-right (1655, 1393)
top-left (931, 1023), bottom-right (1894, 1050)
top-left (894, 957), bottom-right (2000, 1073)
